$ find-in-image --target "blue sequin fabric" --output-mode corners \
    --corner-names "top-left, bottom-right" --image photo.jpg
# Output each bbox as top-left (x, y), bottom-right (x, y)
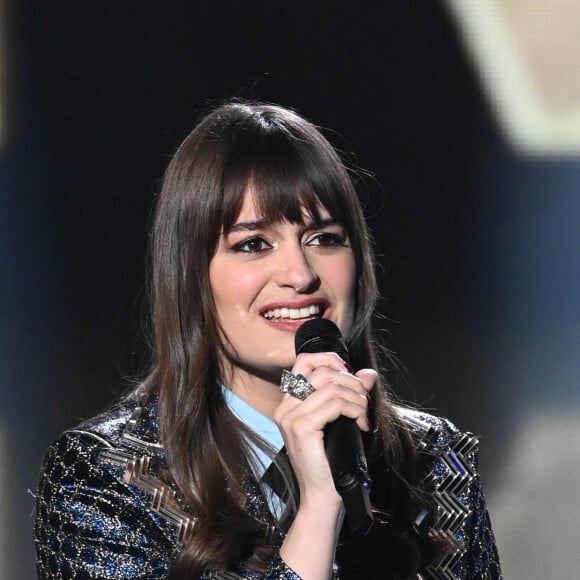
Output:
top-left (35, 397), bottom-right (500, 579)
top-left (396, 407), bottom-right (502, 579)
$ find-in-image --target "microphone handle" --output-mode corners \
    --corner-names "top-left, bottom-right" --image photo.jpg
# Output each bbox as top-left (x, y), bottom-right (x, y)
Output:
top-left (324, 416), bottom-right (373, 535)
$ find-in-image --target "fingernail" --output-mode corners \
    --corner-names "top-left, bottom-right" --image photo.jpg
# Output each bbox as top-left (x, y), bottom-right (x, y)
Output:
top-left (344, 363), bottom-right (353, 373)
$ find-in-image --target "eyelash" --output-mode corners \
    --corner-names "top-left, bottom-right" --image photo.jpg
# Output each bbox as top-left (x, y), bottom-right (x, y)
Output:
top-left (231, 232), bottom-right (347, 254)
top-left (305, 232), bottom-right (347, 247)
top-left (232, 237), bottom-right (273, 254)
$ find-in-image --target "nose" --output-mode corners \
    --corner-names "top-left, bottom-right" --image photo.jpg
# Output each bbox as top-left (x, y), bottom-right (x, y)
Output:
top-left (275, 242), bottom-right (320, 293)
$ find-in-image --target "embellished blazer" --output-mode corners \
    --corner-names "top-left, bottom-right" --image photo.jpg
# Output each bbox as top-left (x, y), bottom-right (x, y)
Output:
top-left (34, 395), bottom-right (501, 579)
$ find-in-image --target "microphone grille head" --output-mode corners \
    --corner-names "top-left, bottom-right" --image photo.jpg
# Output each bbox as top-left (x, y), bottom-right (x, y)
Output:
top-left (294, 318), bottom-right (349, 363)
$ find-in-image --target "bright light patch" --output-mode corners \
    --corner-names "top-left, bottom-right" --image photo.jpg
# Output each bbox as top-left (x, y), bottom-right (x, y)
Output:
top-left (445, 0), bottom-right (580, 156)
top-left (489, 407), bottom-right (580, 578)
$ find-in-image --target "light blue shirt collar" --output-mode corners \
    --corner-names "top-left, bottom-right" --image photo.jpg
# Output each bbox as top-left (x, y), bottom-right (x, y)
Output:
top-left (221, 384), bottom-right (284, 480)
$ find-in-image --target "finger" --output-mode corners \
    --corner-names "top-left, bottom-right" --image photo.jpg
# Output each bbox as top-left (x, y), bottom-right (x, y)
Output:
top-left (306, 366), bottom-right (366, 397)
top-left (354, 368), bottom-right (378, 394)
top-left (288, 395), bottom-right (370, 433)
top-left (319, 379), bottom-right (369, 409)
top-left (292, 351), bottom-right (349, 375)
top-left (277, 379), bottom-right (366, 419)
top-left (282, 382), bottom-right (370, 432)
top-left (274, 391), bottom-right (306, 422)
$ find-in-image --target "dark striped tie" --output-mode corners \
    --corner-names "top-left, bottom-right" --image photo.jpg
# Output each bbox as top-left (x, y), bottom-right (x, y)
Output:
top-left (261, 446), bottom-right (298, 530)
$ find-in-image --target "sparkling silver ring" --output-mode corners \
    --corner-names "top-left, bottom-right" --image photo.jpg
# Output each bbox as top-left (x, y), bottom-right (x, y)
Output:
top-left (280, 370), bottom-right (314, 401)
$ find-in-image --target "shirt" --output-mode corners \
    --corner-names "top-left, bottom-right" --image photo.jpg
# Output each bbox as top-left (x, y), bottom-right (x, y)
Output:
top-left (222, 385), bottom-right (286, 519)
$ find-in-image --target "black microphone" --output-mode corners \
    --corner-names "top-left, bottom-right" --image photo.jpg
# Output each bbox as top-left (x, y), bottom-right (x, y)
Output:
top-left (294, 318), bottom-right (374, 536)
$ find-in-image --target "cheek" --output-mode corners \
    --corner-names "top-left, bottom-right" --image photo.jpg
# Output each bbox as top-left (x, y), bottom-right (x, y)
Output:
top-left (345, 273), bottom-right (357, 317)
top-left (319, 255), bottom-right (356, 315)
top-left (335, 256), bottom-right (356, 297)
top-left (209, 261), bottom-right (234, 318)
top-left (210, 262), bottom-right (264, 319)
top-left (337, 257), bottom-right (357, 320)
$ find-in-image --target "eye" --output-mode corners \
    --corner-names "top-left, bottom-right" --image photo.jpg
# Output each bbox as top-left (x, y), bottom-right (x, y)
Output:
top-left (305, 231), bottom-right (347, 248)
top-left (231, 236), bottom-right (273, 254)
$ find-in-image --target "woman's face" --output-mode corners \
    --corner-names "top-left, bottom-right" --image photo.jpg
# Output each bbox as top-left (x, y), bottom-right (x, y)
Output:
top-left (209, 188), bottom-right (356, 383)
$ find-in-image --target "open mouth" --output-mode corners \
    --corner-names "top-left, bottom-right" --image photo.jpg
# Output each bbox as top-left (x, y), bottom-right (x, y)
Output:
top-left (262, 304), bottom-right (324, 321)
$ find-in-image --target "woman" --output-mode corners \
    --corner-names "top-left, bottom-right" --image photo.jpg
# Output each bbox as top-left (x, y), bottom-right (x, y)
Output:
top-left (35, 102), bottom-right (501, 579)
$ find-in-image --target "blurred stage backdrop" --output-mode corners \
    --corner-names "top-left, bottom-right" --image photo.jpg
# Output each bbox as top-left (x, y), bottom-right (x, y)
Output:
top-left (1, 2), bottom-right (578, 578)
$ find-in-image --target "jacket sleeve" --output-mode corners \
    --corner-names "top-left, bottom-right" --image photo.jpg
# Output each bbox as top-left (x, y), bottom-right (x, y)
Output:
top-left (34, 430), bottom-right (175, 579)
top-left (226, 556), bottom-right (302, 580)
top-left (457, 452), bottom-right (502, 579)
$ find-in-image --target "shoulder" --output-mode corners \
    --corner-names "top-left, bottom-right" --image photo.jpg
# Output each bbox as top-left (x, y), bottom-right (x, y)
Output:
top-left (38, 397), bottom-right (140, 484)
top-left (394, 405), bottom-right (481, 502)
top-left (35, 395), bottom-right (179, 578)
top-left (38, 393), bottom-right (166, 499)
top-left (37, 393), bottom-right (163, 504)
top-left (36, 392), bottom-right (168, 529)
top-left (75, 393), bottom-right (160, 445)
top-left (394, 405), bottom-right (479, 460)
top-left (39, 394), bottom-right (162, 463)
top-left (394, 405), bottom-right (461, 438)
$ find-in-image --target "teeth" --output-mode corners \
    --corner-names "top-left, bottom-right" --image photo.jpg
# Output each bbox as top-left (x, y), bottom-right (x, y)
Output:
top-left (263, 304), bottom-right (321, 320)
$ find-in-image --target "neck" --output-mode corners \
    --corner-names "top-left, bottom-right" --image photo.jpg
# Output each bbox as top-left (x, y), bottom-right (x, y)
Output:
top-left (222, 364), bottom-right (285, 420)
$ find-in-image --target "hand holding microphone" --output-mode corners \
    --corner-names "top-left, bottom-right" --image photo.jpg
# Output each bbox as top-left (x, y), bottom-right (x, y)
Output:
top-left (275, 318), bottom-right (375, 536)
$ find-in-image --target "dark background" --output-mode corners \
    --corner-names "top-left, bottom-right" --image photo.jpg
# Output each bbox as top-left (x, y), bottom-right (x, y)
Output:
top-left (1, 2), bottom-right (578, 578)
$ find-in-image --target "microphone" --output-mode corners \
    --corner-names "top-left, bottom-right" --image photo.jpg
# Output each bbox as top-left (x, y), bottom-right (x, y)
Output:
top-left (294, 318), bottom-right (374, 536)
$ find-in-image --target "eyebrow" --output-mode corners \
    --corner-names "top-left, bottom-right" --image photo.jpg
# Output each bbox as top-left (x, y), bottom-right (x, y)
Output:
top-left (228, 217), bottom-right (340, 234)
top-left (229, 219), bottom-right (270, 233)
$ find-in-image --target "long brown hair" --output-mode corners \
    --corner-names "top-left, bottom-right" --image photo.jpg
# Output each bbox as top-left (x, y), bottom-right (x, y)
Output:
top-left (141, 102), bottom-right (413, 577)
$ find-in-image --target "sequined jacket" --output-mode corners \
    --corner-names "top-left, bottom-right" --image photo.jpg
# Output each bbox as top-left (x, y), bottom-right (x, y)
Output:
top-left (34, 396), bottom-right (501, 579)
